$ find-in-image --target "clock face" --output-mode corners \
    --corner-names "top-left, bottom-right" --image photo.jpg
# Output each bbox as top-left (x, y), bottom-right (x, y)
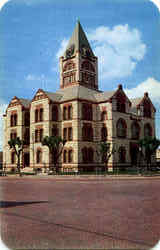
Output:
top-left (66, 44), bottom-right (75, 58)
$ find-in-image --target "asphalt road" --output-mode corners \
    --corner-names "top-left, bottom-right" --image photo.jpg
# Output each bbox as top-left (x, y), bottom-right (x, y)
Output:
top-left (0, 177), bottom-right (160, 249)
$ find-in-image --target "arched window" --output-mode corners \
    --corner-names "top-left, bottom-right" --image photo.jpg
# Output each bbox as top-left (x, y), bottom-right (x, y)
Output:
top-left (63, 150), bottom-right (67, 163)
top-left (101, 126), bottom-right (108, 141)
top-left (101, 111), bottom-right (107, 121)
top-left (131, 122), bottom-right (140, 140)
top-left (11, 151), bottom-right (16, 164)
top-left (117, 119), bottom-right (127, 138)
top-left (52, 105), bottom-right (58, 121)
top-left (88, 147), bottom-right (94, 163)
top-left (144, 123), bottom-right (152, 137)
top-left (118, 147), bottom-right (126, 163)
top-left (68, 150), bottom-right (73, 163)
top-left (36, 150), bottom-right (42, 164)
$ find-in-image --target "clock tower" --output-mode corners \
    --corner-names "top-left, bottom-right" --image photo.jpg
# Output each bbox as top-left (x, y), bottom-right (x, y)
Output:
top-left (60, 21), bottom-right (98, 90)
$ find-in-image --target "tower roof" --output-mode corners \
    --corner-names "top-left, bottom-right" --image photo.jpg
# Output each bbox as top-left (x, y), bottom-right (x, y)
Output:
top-left (63, 21), bottom-right (94, 58)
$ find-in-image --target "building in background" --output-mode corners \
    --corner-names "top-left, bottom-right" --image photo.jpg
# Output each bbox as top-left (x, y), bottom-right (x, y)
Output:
top-left (3, 21), bottom-right (156, 172)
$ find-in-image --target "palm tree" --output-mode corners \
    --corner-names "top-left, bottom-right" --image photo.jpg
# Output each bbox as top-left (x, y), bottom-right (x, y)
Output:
top-left (138, 137), bottom-right (160, 172)
top-left (42, 136), bottom-right (66, 174)
top-left (8, 137), bottom-right (24, 176)
top-left (96, 142), bottom-right (116, 174)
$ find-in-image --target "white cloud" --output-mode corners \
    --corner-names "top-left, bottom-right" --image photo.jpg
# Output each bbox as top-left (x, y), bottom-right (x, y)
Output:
top-left (0, 100), bottom-right (8, 151)
top-left (56, 38), bottom-right (69, 60)
top-left (88, 24), bottom-right (146, 80)
top-left (125, 77), bottom-right (160, 100)
top-left (0, 0), bottom-right (10, 11)
top-left (56, 24), bottom-right (146, 80)
top-left (150, 0), bottom-right (160, 12)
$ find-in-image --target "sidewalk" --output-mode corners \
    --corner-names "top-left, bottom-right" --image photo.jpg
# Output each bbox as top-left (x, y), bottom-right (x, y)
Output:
top-left (1, 173), bottom-right (160, 180)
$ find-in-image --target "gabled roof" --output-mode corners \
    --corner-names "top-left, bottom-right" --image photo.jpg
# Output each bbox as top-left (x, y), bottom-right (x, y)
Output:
top-left (63, 21), bottom-right (94, 58)
top-left (8, 96), bottom-right (31, 109)
top-left (94, 90), bottom-right (115, 102)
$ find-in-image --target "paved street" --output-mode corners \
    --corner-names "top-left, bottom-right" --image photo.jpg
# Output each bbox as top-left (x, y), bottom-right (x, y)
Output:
top-left (0, 177), bottom-right (160, 249)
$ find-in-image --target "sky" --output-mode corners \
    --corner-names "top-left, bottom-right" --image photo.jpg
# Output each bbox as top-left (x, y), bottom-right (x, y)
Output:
top-left (0, 0), bottom-right (160, 150)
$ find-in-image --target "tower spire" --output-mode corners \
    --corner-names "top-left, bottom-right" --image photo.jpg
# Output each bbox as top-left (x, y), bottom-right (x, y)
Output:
top-left (63, 21), bottom-right (94, 58)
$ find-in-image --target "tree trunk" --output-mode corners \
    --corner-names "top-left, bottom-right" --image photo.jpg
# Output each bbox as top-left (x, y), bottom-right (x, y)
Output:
top-left (17, 154), bottom-right (22, 177)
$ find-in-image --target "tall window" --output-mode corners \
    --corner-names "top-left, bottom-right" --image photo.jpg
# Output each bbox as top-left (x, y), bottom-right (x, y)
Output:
top-left (68, 127), bottom-right (72, 141)
top-left (35, 109), bottom-right (39, 123)
top-left (144, 123), bottom-right (152, 137)
top-left (131, 122), bottom-right (140, 140)
top-left (82, 147), bottom-right (94, 163)
top-left (63, 128), bottom-right (67, 141)
top-left (82, 124), bottom-right (93, 141)
top-left (63, 61), bottom-right (75, 72)
top-left (82, 103), bottom-right (92, 121)
top-left (63, 105), bottom-right (73, 120)
top-left (63, 150), bottom-right (67, 163)
top-left (101, 126), bottom-right (108, 141)
top-left (35, 129), bottom-right (39, 142)
top-left (63, 107), bottom-right (67, 120)
top-left (63, 149), bottom-right (73, 163)
top-left (68, 105), bottom-right (73, 120)
top-left (10, 131), bottom-right (17, 140)
top-left (36, 150), bottom-right (42, 164)
top-left (24, 128), bottom-right (30, 145)
top-left (39, 129), bottom-right (43, 142)
top-left (52, 125), bottom-right (58, 137)
top-left (10, 114), bottom-right (18, 127)
top-left (88, 147), bottom-right (94, 163)
top-left (68, 150), bottom-right (73, 163)
top-left (118, 147), bottom-right (126, 163)
top-left (35, 108), bottom-right (44, 122)
top-left (117, 118), bottom-right (127, 138)
top-left (81, 61), bottom-right (95, 72)
top-left (39, 108), bottom-right (43, 122)
top-left (35, 128), bottom-right (43, 142)
top-left (24, 111), bottom-right (30, 126)
top-left (52, 105), bottom-right (58, 121)
top-left (82, 147), bottom-right (88, 163)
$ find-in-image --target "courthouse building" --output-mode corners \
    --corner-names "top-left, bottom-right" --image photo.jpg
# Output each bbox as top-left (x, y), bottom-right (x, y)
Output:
top-left (3, 21), bottom-right (156, 172)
